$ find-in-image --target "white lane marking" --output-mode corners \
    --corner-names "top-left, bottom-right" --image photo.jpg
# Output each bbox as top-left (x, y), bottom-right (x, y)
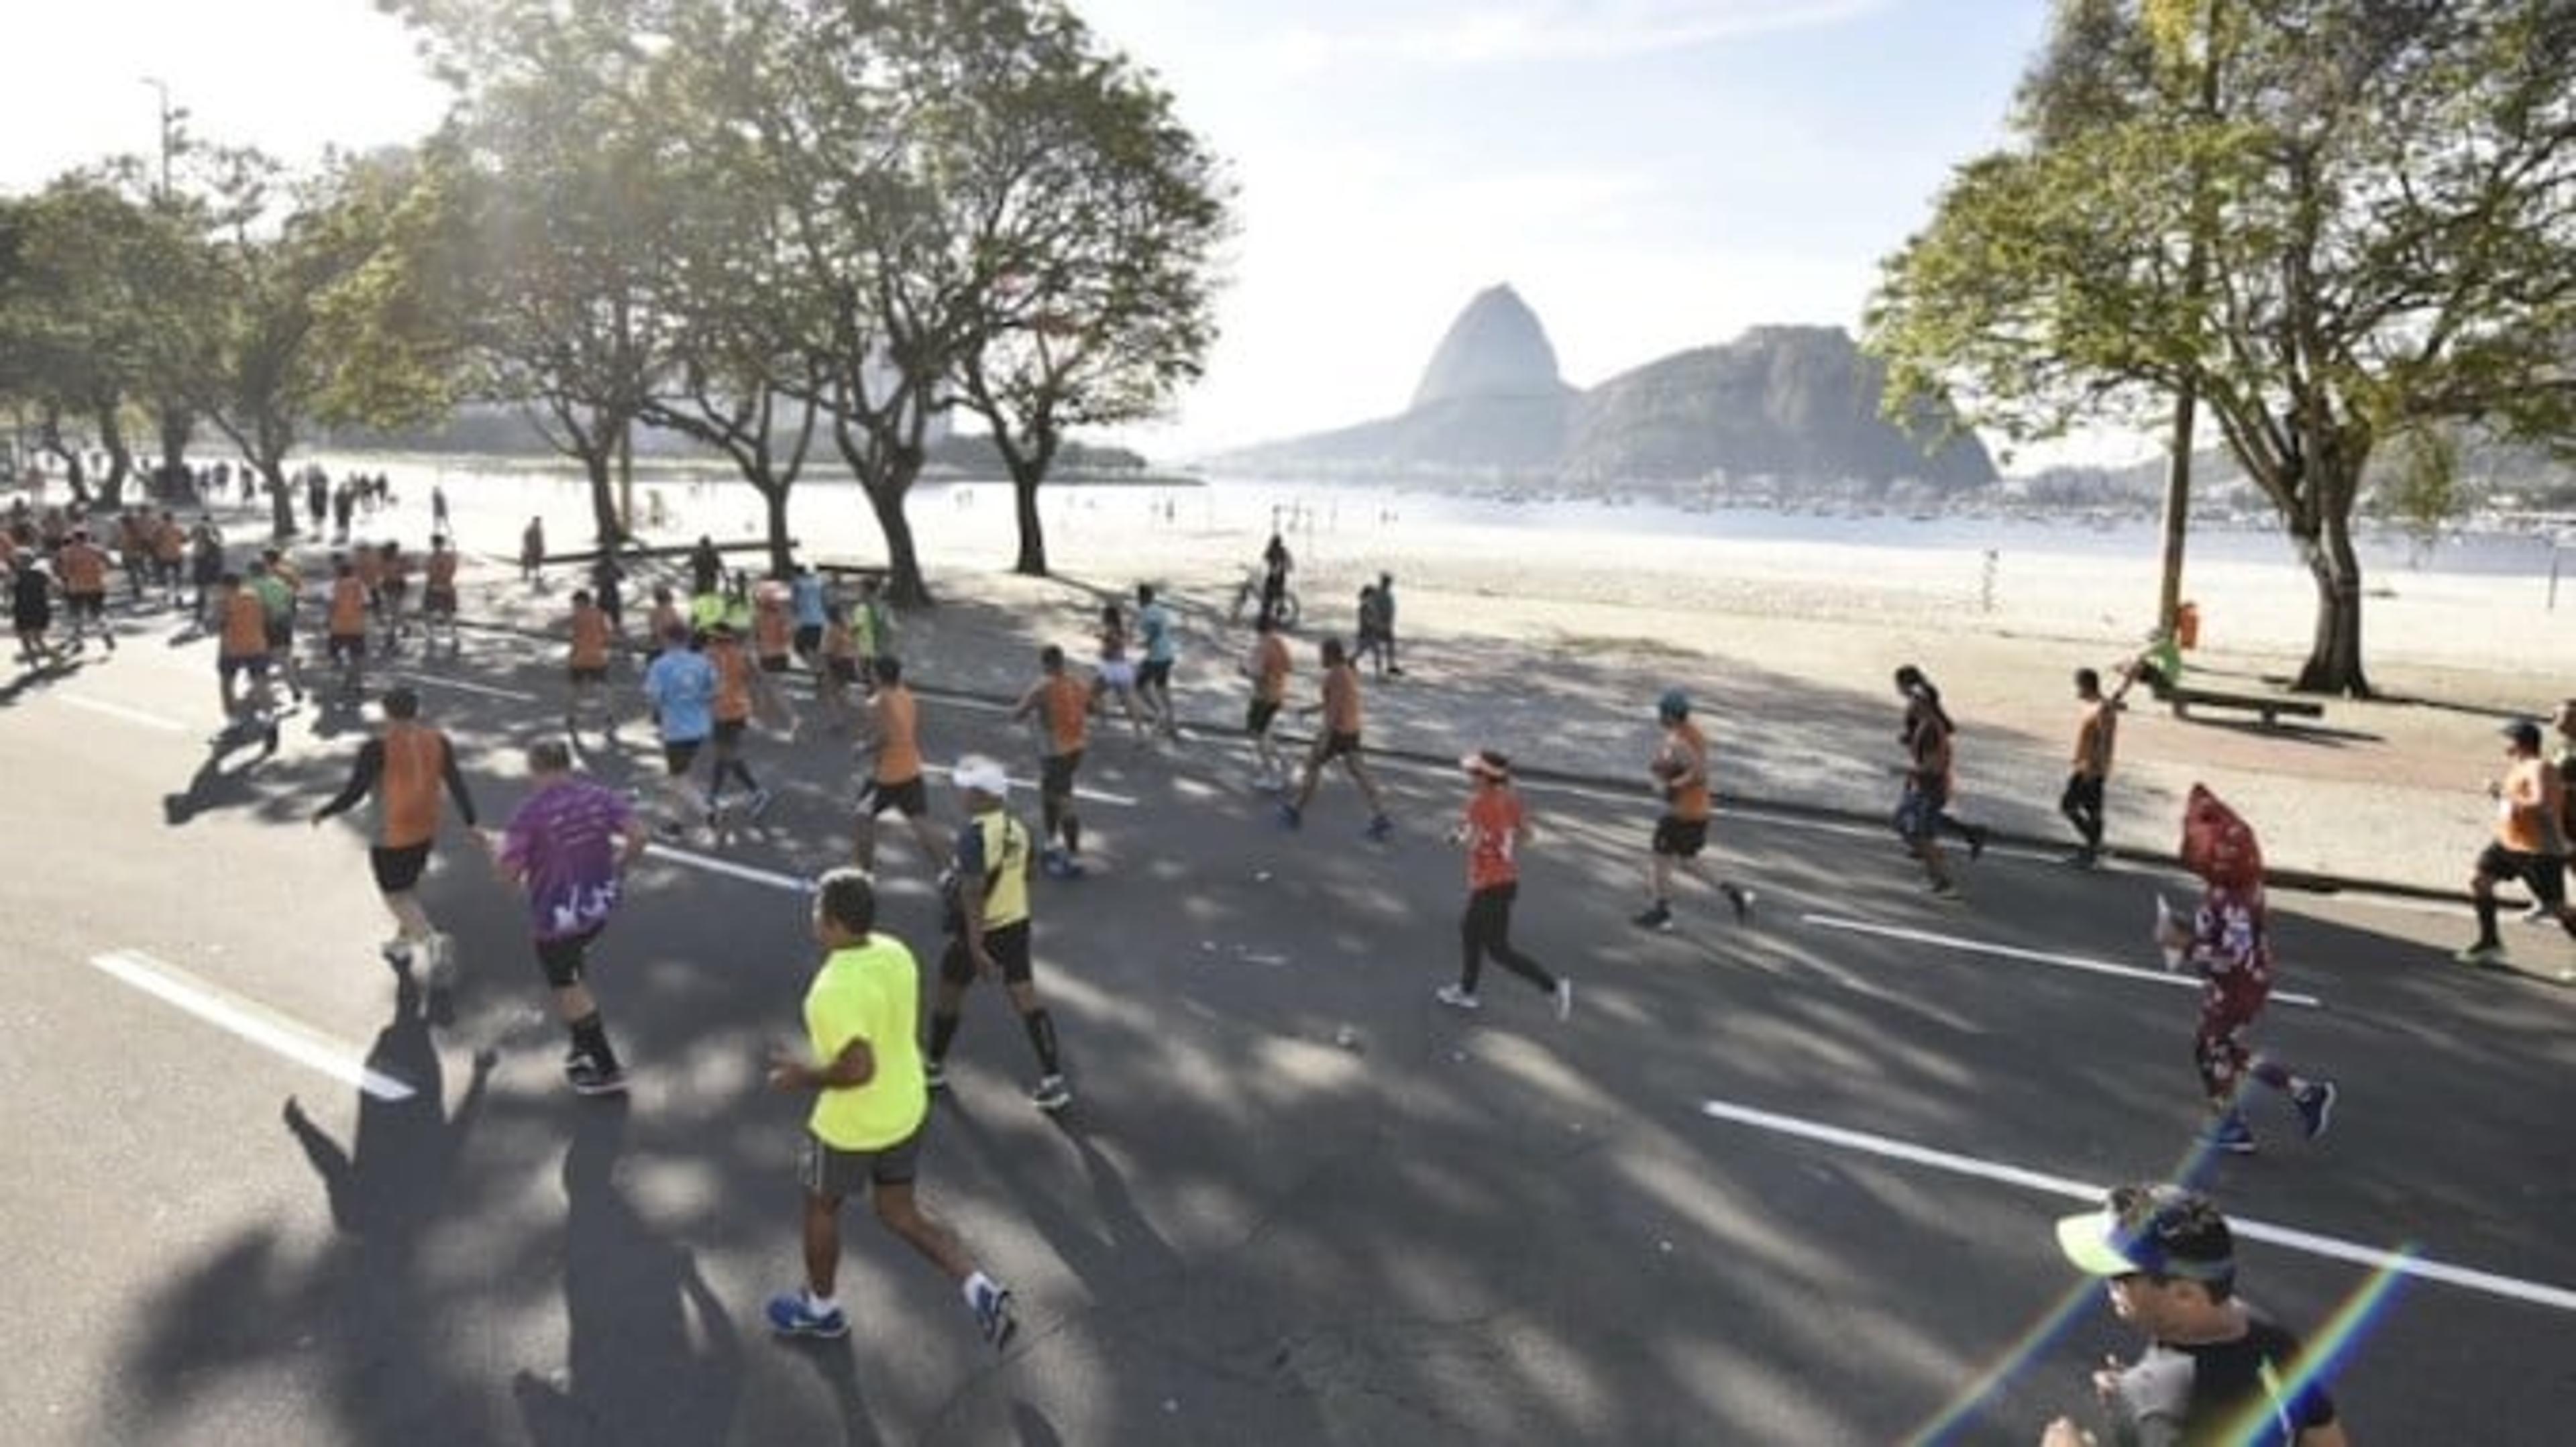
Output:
top-left (919, 760), bottom-right (1138, 809)
top-left (1803, 913), bottom-right (2324, 1010)
top-left (87, 950), bottom-right (415, 1102)
top-left (645, 843), bottom-right (813, 894)
top-left (59, 694), bottom-right (188, 733)
top-left (390, 671), bottom-right (539, 703)
top-left (1697, 1096), bottom-right (2576, 1315)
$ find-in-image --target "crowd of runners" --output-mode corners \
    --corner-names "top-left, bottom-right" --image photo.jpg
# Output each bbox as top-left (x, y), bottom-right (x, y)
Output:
top-left (13, 466), bottom-right (2573, 1440)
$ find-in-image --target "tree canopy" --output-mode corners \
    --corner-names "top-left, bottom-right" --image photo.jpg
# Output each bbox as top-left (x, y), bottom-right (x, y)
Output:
top-left (1868, 0), bottom-right (2576, 694)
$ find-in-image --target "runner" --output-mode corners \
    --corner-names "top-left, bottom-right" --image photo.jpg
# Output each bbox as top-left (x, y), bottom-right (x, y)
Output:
top-left (520, 515), bottom-right (545, 586)
top-left (790, 564), bottom-right (828, 666)
top-left (2059, 665), bottom-right (2135, 867)
top-left (753, 586), bottom-right (797, 679)
top-left (1436, 750), bottom-right (1571, 1019)
top-left (2043, 1184), bottom-right (2347, 1446)
top-left (246, 555), bottom-right (303, 705)
top-left (188, 515), bottom-right (225, 628)
top-left (10, 554), bottom-right (59, 669)
top-left (1240, 611), bottom-right (1293, 789)
top-left (564, 588), bottom-right (618, 741)
top-left (150, 510), bottom-right (186, 607)
top-left (763, 867), bottom-right (1019, 1347)
top-left (213, 572), bottom-right (281, 751)
top-left (1135, 583), bottom-right (1179, 740)
top-left (1012, 645), bottom-right (1093, 878)
top-left (1893, 665), bottom-right (1986, 899)
top-left (924, 756), bottom-right (1073, 1111)
top-left (1089, 602), bottom-right (1151, 743)
top-left (705, 621), bottom-right (784, 822)
top-left (54, 527), bottom-right (114, 655)
top-left (1375, 572), bottom-right (1406, 678)
top-left (1631, 688), bottom-right (1755, 932)
top-left (421, 534), bottom-right (462, 655)
top-left (850, 656), bottom-right (947, 875)
top-left (2153, 785), bottom-right (2339, 1154)
top-left (310, 686), bottom-right (482, 987)
top-left (640, 621), bottom-right (720, 838)
top-left (1281, 636), bottom-right (1393, 841)
top-left (647, 584), bottom-right (684, 648)
top-left (486, 739), bottom-right (649, 1095)
top-left (324, 556), bottom-right (370, 704)
top-left (816, 602), bottom-right (861, 731)
top-left (2457, 719), bottom-right (2576, 968)
top-left (376, 540), bottom-right (412, 653)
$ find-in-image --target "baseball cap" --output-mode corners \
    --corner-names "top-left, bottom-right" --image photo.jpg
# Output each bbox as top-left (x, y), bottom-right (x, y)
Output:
top-left (1461, 749), bottom-right (1512, 780)
top-left (952, 755), bottom-right (1010, 798)
top-left (2502, 719), bottom-right (2543, 751)
top-left (2053, 1183), bottom-right (2235, 1281)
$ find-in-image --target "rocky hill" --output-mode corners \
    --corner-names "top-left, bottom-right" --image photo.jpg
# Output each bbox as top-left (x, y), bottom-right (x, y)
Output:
top-left (1218, 287), bottom-right (1995, 492)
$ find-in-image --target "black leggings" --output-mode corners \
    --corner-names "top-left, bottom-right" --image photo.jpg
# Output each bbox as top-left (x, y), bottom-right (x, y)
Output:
top-left (1460, 883), bottom-right (1556, 995)
top-left (2059, 772), bottom-right (2104, 850)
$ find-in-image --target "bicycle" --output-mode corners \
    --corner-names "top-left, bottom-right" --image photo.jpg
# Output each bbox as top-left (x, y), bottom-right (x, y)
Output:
top-left (1229, 568), bottom-right (1300, 629)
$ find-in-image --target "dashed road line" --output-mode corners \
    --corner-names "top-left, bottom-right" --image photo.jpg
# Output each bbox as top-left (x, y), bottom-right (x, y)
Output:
top-left (389, 670), bottom-right (539, 703)
top-left (59, 694), bottom-right (188, 733)
top-left (645, 843), bottom-right (812, 894)
top-left (1803, 912), bottom-right (2324, 1009)
top-left (1697, 1095), bottom-right (2576, 1314)
top-left (920, 759), bottom-right (1138, 808)
top-left (88, 950), bottom-right (415, 1102)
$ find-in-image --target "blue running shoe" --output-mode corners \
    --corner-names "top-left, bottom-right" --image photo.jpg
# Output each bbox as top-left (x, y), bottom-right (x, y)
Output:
top-left (766, 1291), bottom-right (849, 1339)
top-left (1277, 802), bottom-right (1301, 830)
top-left (2202, 1114), bottom-right (2256, 1155)
top-left (1364, 814), bottom-right (1393, 842)
top-left (969, 1279), bottom-right (1018, 1350)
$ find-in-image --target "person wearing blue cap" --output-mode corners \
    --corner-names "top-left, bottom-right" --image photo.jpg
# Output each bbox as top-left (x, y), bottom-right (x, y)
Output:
top-left (2041, 1184), bottom-right (2346, 1446)
top-left (1632, 688), bottom-right (1754, 932)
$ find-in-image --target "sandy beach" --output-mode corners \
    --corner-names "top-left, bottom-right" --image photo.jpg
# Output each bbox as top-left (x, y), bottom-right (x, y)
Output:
top-left (249, 453), bottom-right (2576, 900)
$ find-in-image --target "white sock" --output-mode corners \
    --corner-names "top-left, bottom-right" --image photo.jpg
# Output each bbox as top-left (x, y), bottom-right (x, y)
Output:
top-left (804, 1288), bottom-right (839, 1316)
top-left (962, 1270), bottom-right (995, 1306)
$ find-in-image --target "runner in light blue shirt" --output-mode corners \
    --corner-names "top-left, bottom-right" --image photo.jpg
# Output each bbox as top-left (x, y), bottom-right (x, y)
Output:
top-left (1135, 583), bottom-right (1179, 741)
top-left (641, 623), bottom-right (720, 833)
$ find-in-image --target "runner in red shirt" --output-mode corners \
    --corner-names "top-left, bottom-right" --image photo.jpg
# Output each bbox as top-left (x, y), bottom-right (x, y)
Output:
top-left (1434, 750), bottom-right (1570, 1019)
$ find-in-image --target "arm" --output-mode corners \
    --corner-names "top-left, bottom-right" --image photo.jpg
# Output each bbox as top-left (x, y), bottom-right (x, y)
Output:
top-left (311, 741), bottom-right (385, 824)
top-left (440, 740), bottom-right (479, 829)
top-left (769, 1032), bottom-right (875, 1092)
top-left (616, 813), bottom-right (651, 869)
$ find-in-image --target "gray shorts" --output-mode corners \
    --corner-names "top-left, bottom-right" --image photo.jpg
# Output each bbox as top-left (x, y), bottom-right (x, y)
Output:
top-left (798, 1124), bottom-right (922, 1199)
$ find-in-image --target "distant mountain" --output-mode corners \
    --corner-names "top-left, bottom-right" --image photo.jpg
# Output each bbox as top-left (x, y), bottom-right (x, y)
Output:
top-left (1217, 288), bottom-right (1994, 492)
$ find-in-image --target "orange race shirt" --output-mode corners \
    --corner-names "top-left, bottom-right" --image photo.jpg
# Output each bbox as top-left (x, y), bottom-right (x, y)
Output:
top-left (2500, 756), bottom-right (2565, 853)
top-left (712, 640), bottom-right (753, 722)
top-left (220, 592), bottom-right (270, 659)
top-left (1664, 720), bottom-right (1712, 823)
top-left (355, 550), bottom-right (383, 587)
top-left (153, 523), bottom-right (184, 562)
top-left (1464, 788), bottom-right (1524, 892)
top-left (875, 684), bottom-right (922, 782)
top-left (58, 541), bottom-right (108, 593)
top-left (1252, 634), bottom-right (1290, 704)
top-left (426, 551), bottom-right (458, 589)
top-left (570, 603), bottom-right (612, 668)
top-left (329, 577), bottom-right (368, 636)
top-left (1322, 663), bottom-right (1362, 735)
top-left (1043, 674), bottom-right (1088, 753)
top-left (379, 722), bottom-right (450, 848)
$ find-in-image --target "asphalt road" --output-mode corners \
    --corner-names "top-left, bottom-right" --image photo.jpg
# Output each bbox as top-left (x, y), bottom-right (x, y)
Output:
top-left (4, 606), bottom-right (2574, 1446)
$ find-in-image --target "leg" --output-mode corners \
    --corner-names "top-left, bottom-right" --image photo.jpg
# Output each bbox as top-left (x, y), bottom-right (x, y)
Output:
top-left (801, 1191), bottom-right (846, 1299)
top-left (851, 812), bottom-right (880, 873)
top-left (384, 889), bottom-right (435, 947)
top-left (1480, 888), bottom-right (1556, 993)
top-left (1343, 753), bottom-right (1387, 816)
top-left (870, 1182), bottom-right (975, 1283)
top-left (1458, 894), bottom-right (1487, 994)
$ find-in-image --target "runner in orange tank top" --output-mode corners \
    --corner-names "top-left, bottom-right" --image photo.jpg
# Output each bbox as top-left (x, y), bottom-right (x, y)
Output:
top-left (1633, 689), bottom-right (1755, 932)
top-left (565, 588), bottom-right (618, 739)
top-left (1282, 637), bottom-right (1390, 839)
top-left (421, 535), bottom-right (462, 655)
top-left (1012, 645), bottom-right (1093, 876)
top-left (703, 623), bottom-right (782, 824)
top-left (851, 656), bottom-right (948, 875)
top-left (323, 559), bottom-right (370, 703)
top-left (54, 529), bottom-right (115, 654)
top-left (310, 686), bottom-right (482, 985)
top-left (1436, 749), bottom-right (1569, 1018)
top-left (211, 573), bottom-right (280, 743)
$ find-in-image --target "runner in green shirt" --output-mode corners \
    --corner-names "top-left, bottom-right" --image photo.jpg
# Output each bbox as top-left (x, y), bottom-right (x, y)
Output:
top-left (763, 868), bottom-right (1018, 1347)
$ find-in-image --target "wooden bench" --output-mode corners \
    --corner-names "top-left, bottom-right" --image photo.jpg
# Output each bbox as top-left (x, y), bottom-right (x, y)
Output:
top-left (808, 558), bottom-right (890, 590)
top-left (2167, 686), bottom-right (2325, 729)
top-left (540, 538), bottom-right (788, 568)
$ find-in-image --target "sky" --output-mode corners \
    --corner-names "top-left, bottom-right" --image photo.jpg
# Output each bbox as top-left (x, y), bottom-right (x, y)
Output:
top-left (0, 0), bottom-right (2108, 466)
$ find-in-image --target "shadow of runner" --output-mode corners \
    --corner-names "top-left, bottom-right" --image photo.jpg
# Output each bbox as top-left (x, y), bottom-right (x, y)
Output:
top-left (280, 972), bottom-right (494, 1240)
top-left (513, 1101), bottom-right (747, 1447)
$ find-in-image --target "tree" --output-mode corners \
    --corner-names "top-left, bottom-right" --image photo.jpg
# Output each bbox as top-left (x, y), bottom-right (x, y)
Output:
top-left (945, 7), bottom-right (1232, 576)
top-left (1868, 0), bottom-right (2576, 696)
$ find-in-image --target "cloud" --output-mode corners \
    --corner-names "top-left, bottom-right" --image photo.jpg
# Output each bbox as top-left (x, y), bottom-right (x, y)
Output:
top-left (1269, 0), bottom-right (1889, 72)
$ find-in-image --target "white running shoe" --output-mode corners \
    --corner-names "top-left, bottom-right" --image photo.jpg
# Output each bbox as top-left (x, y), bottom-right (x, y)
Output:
top-left (423, 933), bottom-right (459, 991)
top-left (1434, 984), bottom-right (1479, 1011)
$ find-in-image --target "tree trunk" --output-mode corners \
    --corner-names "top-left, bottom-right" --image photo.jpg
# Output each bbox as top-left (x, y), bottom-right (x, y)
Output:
top-left (156, 403), bottom-right (194, 504)
top-left (97, 405), bottom-right (132, 511)
top-left (263, 458), bottom-right (298, 540)
top-left (2290, 490), bottom-right (2370, 698)
top-left (760, 482), bottom-right (796, 578)
top-left (582, 449), bottom-right (623, 549)
top-left (1011, 459), bottom-right (1048, 576)
top-left (862, 474), bottom-right (932, 607)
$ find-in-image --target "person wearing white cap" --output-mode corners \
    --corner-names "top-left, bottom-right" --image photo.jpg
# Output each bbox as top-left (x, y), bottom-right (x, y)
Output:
top-left (2040, 1183), bottom-right (2346, 1446)
top-left (1436, 750), bottom-right (1569, 1020)
top-left (924, 756), bottom-right (1071, 1112)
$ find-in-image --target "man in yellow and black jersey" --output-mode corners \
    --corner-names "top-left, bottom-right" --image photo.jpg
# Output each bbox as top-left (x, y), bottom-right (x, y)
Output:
top-left (922, 756), bottom-right (1071, 1113)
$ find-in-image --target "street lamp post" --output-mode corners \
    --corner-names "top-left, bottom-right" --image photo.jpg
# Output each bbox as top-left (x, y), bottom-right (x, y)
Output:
top-left (140, 76), bottom-right (177, 201)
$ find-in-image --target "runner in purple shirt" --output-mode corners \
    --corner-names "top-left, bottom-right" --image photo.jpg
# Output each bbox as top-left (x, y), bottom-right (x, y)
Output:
top-left (488, 739), bottom-right (651, 1096)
